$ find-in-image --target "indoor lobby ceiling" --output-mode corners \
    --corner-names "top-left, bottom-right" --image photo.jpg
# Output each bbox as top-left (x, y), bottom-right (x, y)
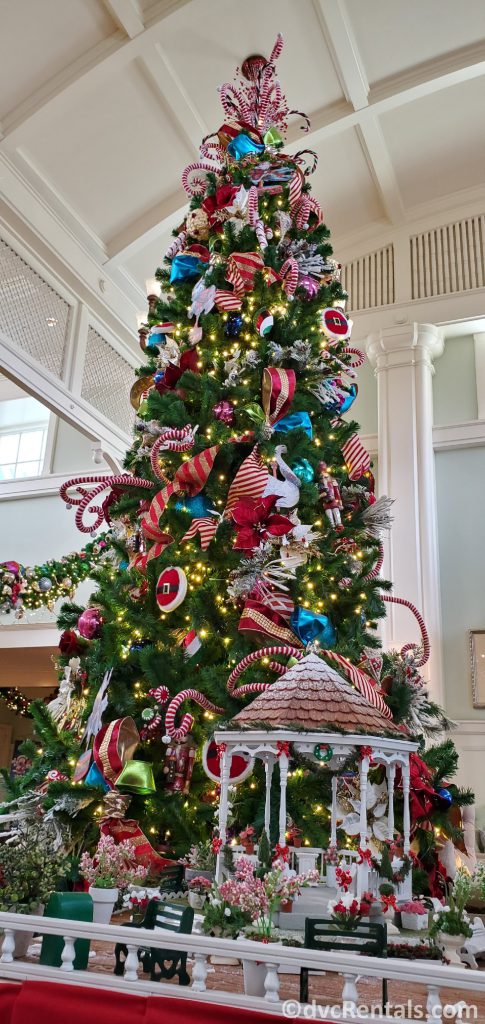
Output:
top-left (0, 0), bottom-right (484, 321)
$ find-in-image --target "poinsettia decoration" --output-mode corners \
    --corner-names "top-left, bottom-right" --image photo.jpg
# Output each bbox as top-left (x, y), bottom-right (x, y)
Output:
top-left (231, 495), bottom-right (293, 552)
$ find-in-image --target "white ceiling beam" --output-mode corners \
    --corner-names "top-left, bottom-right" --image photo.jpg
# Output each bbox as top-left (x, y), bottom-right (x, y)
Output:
top-left (0, 0), bottom-right (193, 144)
top-left (356, 115), bottom-right (404, 223)
top-left (104, 191), bottom-right (187, 265)
top-left (101, 0), bottom-right (145, 38)
top-left (138, 43), bottom-right (208, 155)
top-left (313, 0), bottom-right (369, 110)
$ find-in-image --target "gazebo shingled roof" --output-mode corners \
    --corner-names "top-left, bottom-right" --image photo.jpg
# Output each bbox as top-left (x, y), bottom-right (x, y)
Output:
top-left (231, 652), bottom-right (402, 736)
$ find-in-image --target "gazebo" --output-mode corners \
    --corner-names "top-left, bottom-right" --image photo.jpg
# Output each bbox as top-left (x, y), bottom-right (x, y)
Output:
top-left (214, 654), bottom-right (418, 896)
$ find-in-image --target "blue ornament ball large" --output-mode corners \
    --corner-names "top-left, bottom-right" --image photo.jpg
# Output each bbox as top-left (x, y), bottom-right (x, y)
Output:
top-left (224, 313), bottom-right (243, 339)
top-left (436, 787), bottom-right (452, 807)
top-left (38, 576), bottom-right (52, 592)
top-left (175, 493), bottom-right (212, 518)
top-left (291, 458), bottom-right (314, 484)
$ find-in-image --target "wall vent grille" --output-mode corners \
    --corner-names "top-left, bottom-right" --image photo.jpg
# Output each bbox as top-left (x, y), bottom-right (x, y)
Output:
top-left (82, 327), bottom-right (134, 436)
top-left (411, 215), bottom-right (485, 299)
top-left (0, 236), bottom-right (71, 377)
top-left (341, 245), bottom-right (394, 311)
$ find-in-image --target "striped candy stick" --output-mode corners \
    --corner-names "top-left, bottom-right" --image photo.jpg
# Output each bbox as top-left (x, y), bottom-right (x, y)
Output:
top-left (227, 645), bottom-right (304, 698)
top-left (181, 162), bottom-right (219, 196)
top-left (343, 347), bottom-right (365, 368)
top-left (279, 257), bottom-right (299, 296)
top-left (165, 230), bottom-right (187, 260)
top-left (150, 426), bottom-right (198, 483)
top-left (341, 433), bottom-right (371, 480)
top-left (382, 594), bottom-right (431, 667)
top-left (164, 689), bottom-right (225, 741)
top-left (60, 474), bottom-right (153, 535)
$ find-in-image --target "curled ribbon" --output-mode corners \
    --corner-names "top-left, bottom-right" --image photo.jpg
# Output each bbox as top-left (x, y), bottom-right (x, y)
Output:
top-left (93, 717), bottom-right (139, 789)
top-left (262, 367), bottom-right (296, 425)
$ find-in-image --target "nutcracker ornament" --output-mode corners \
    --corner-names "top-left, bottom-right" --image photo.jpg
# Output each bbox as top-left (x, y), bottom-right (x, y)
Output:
top-left (162, 734), bottom-right (196, 794)
top-left (317, 462), bottom-right (344, 531)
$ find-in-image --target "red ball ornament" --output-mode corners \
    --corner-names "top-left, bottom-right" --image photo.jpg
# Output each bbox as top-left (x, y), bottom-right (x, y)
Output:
top-left (59, 630), bottom-right (85, 656)
top-left (155, 566), bottom-right (187, 612)
top-left (77, 607), bottom-right (103, 639)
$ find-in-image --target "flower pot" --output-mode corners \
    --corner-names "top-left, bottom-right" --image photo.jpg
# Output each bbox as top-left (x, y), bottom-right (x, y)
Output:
top-left (242, 843), bottom-right (255, 855)
top-left (437, 931), bottom-right (467, 965)
top-left (325, 865), bottom-right (337, 887)
top-left (9, 904), bottom-right (44, 958)
top-left (401, 911), bottom-right (428, 931)
top-left (184, 868), bottom-right (214, 883)
top-left (279, 899), bottom-right (293, 913)
top-left (88, 885), bottom-right (118, 924)
top-left (239, 938), bottom-right (283, 996)
top-left (292, 838), bottom-right (302, 848)
top-left (188, 891), bottom-right (207, 910)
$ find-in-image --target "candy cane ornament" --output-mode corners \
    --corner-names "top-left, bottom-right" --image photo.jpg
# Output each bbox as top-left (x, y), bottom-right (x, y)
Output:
top-left (150, 426), bottom-right (198, 483)
top-left (279, 257), bottom-right (299, 297)
top-left (382, 594), bottom-right (431, 667)
top-left (165, 230), bottom-right (187, 260)
top-left (164, 689), bottom-right (225, 741)
top-left (181, 162), bottom-right (219, 197)
top-left (60, 475), bottom-right (153, 535)
top-left (227, 646), bottom-right (303, 698)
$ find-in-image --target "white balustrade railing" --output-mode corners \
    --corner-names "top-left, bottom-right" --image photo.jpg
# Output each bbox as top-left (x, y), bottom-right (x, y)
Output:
top-left (0, 909), bottom-right (483, 1022)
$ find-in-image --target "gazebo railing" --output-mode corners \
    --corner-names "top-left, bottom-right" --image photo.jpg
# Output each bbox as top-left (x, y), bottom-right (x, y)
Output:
top-left (0, 909), bottom-right (481, 1022)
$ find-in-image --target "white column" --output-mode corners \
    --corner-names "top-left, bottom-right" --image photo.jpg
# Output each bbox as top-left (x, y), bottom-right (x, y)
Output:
top-left (366, 323), bottom-right (444, 705)
top-left (216, 747), bottom-right (231, 882)
top-left (264, 757), bottom-right (275, 837)
top-left (402, 757), bottom-right (411, 854)
top-left (357, 757), bottom-right (369, 897)
top-left (278, 753), bottom-right (289, 845)
top-left (330, 775), bottom-right (338, 847)
top-left (473, 332), bottom-right (485, 420)
top-left (387, 763), bottom-right (396, 841)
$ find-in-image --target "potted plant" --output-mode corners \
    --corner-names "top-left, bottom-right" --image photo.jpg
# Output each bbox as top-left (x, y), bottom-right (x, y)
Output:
top-left (400, 900), bottom-right (429, 931)
top-left (187, 875), bottom-right (212, 909)
top-left (79, 834), bottom-right (147, 924)
top-left (429, 871), bottom-right (473, 963)
top-left (323, 845), bottom-right (339, 887)
top-left (327, 891), bottom-right (375, 932)
top-left (0, 820), bottom-right (69, 958)
top-left (179, 841), bottom-right (216, 882)
top-left (218, 855), bottom-right (318, 995)
top-left (239, 826), bottom-right (255, 855)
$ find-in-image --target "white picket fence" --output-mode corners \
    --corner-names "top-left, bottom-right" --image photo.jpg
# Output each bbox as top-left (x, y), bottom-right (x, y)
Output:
top-left (0, 910), bottom-right (483, 1022)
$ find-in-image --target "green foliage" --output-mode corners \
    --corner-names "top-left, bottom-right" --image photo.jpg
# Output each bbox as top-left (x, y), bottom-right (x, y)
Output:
top-left (0, 820), bottom-right (70, 912)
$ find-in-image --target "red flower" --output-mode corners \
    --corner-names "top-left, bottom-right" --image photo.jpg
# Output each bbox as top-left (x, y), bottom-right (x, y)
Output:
top-left (231, 495), bottom-right (293, 551)
top-left (155, 347), bottom-right (200, 394)
top-left (202, 185), bottom-right (238, 230)
top-left (59, 630), bottom-right (85, 656)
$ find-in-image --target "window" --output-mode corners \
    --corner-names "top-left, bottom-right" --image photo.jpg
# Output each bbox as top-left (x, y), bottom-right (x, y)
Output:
top-left (0, 425), bottom-right (48, 480)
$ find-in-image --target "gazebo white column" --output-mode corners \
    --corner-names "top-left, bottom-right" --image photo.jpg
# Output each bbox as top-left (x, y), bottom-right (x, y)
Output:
top-left (387, 763), bottom-right (396, 841)
top-left (330, 775), bottom-right (338, 847)
top-left (264, 756), bottom-right (275, 837)
top-left (278, 752), bottom-right (289, 845)
top-left (402, 756), bottom-right (411, 854)
top-left (357, 756), bottom-right (370, 896)
top-left (216, 746), bottom-right (231, 881)
top-left (366, 323), bottom-right (444, 705)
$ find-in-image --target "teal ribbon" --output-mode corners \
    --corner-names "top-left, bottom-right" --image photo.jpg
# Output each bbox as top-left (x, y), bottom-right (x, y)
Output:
top-left (274, 411), bottom-right (313, 438)
top-left (291, 606), bottom-right (336, 648)
top-left (227, 133), bottom-right (265, 160)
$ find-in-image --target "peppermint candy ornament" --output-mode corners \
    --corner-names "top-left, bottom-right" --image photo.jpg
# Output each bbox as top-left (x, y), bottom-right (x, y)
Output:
top-left (255, 308), bottom-right (274, 337)
top-left (320, 307), bottom-right (351, 342)
top-left (155, 567), bottom-right (187, 612)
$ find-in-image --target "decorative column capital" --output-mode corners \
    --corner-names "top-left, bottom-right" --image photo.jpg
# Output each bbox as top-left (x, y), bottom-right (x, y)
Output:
top-left (366, 322), bottom-right (444, 371)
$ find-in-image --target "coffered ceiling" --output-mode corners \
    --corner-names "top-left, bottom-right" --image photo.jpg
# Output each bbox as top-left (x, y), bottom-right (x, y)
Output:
top-left (0, 0), bottom-right (484, 341)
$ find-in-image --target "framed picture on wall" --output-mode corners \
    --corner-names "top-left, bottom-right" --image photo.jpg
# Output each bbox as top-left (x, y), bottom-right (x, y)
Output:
top-left (470, 630), bottom-right (485, 707)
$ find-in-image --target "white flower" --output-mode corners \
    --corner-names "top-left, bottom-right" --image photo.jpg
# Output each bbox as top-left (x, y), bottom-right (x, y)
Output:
top-left (433, 913), bottom-right (440, 921)
top-left (211, 898), bottom-right (221, 907)
top-left (224, 908), bottom-right (232, 917)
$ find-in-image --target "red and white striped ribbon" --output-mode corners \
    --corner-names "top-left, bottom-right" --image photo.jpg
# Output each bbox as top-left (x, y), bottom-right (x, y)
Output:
top-left (382, 594), bottom-right (431, 667)
top-left (294, 195), bottom-right (311, 229)
top-left (60, 475), bottom-right (152, 534)
top-left (248, 186), bottom-right (259, 226)
top-left (341, 434), bottom-right (371, 480)
top-left (226, 252), bottom-right (265, 296)
top-left (224, 446), bottom-right (268, 516)
top-left (180, 517), bottom-right (218, 550)
top-left (164, 689), bottom-right (224, 740)
top-left (214, 289), bottom-right (243, 311)
top-left (288, 168), bottom-right (303, 209)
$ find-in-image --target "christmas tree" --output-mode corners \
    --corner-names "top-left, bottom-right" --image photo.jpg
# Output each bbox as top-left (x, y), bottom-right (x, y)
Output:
top-left (1, 36), bottom-right (472, 890)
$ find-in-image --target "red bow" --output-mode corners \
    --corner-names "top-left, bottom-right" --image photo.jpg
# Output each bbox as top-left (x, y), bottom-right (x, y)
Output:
top-left (211, 836), bottom-right (223, 854)
top-left (202, 185), bottom-right (238, 229)
top-left (381, 893), bottom-right (397, 912)
top-left (231, 495), bottom-right (293, 551)
top-left (359, 746), bottom-right (374, 763)
top-left (277, 741), bottom-right (290, 759)
top-left (155, 347), bottom-right (199, 393)
top-left (407, 753), bottom-right (436, 821)
top-left (357, 847), bottom-right (372, 865)
top-left (273, 843), bottom-right (290, 862)
top-left (216, 742), bottom-right (227, 760)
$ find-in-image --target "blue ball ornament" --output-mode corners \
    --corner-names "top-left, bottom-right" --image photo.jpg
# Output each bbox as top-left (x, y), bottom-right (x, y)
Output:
top-left (436, 787), bottom-right (452, 807)
top-left (38, 576), bottom-right (53, 592)
top-left (291, 458), bottom-right (314, 484)
top-left (224, 313), bottom-right (243, 339)
top-left (175, 493), bottom-right (212, 518)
